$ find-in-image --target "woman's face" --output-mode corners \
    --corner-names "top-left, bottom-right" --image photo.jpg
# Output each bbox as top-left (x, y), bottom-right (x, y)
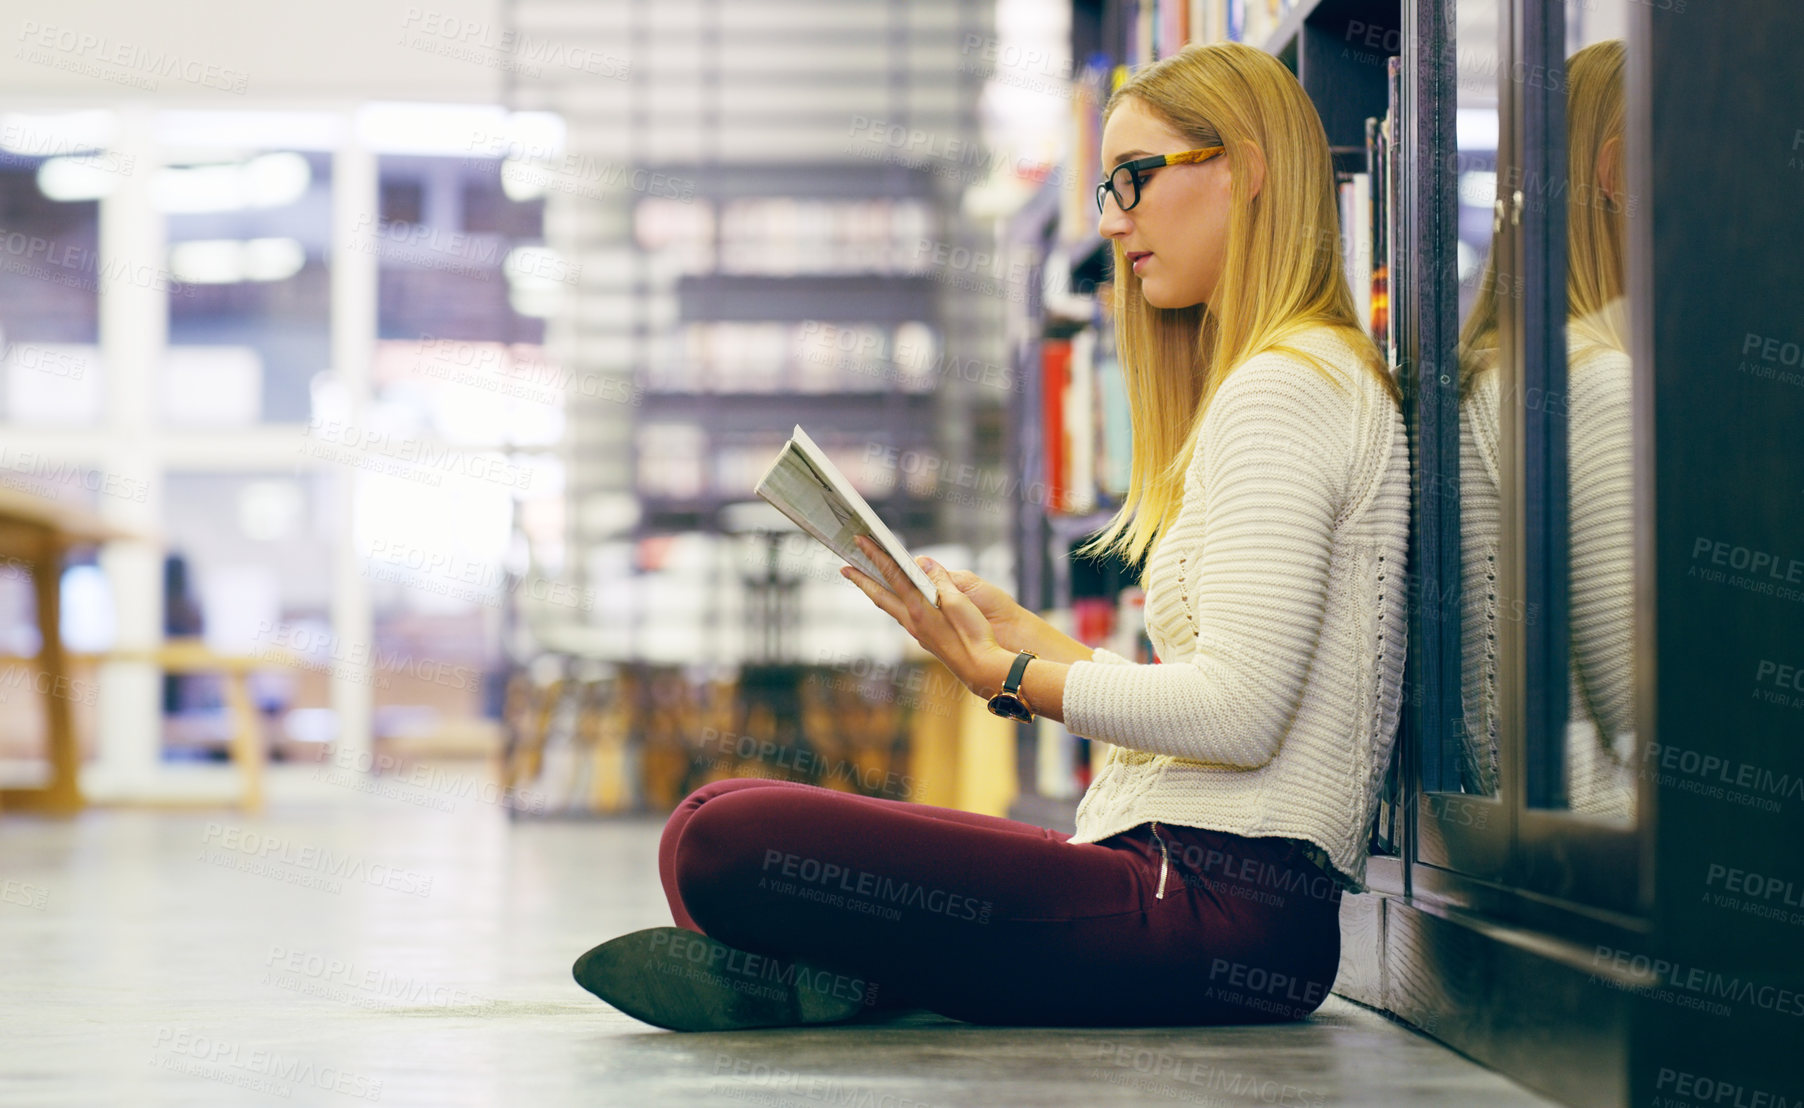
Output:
top-left (1098, 96), bottom-right (1234, 312)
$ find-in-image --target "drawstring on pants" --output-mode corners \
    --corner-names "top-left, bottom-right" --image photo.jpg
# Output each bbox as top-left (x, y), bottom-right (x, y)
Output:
top-left (1149, 822), bottom-right (1171, 900)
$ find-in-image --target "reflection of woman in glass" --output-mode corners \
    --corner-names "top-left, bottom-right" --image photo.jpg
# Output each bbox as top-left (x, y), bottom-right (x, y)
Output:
top-left (572, 42), bottom-right (1410, 1032)
top-left (1559, 40), bottom-right (1635, 819)
top-left (1456, 40), bottom-right (1634, 816)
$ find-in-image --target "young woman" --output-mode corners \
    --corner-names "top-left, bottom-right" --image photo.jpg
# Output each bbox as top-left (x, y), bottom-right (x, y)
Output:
top-left (573, 40), bottom-right (1410, 1032)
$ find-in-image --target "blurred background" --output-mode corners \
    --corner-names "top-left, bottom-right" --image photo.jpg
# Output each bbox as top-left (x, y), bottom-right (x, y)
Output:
top-left (0, 0), bottom-right (1143, 821)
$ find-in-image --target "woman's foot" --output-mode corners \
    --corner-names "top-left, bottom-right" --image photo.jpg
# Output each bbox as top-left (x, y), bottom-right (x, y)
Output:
top-left (572, 927), bottom-right (874, 1032)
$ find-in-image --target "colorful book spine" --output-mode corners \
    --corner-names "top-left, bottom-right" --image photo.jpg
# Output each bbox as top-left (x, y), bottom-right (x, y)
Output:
top-left (1041, 338), bottom-right (1071, 513)
top-left (1098, 344), bottom-right (1133, 499)
top-left (1066, 328), bottom-right (1097, 514)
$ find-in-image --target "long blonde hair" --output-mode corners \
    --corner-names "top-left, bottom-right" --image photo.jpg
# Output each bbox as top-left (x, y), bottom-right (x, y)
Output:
top-left (1457, 38), bottom-right (1626, 399)
top-left (1077, 41), bottom-right (1397, 571)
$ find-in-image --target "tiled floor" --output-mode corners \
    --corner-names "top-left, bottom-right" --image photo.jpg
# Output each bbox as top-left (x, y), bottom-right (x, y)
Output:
top-left (0, 776), bottom-right (1558, 1107)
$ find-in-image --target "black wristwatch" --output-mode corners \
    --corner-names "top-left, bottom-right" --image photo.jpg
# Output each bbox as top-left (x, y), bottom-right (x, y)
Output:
top-left (986, 650), bottom-right (1037, 722)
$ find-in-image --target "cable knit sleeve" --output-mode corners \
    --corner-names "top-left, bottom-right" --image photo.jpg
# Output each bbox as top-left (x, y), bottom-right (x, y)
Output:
top-left (1566, 344), bottom-right (1636, 742)
top-left (1059, 352), bottom-right (1354, 767)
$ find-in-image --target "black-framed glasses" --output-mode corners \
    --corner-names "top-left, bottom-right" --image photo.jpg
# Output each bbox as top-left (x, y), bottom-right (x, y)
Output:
top-left (1095, 147), bottom-right (1227, 214)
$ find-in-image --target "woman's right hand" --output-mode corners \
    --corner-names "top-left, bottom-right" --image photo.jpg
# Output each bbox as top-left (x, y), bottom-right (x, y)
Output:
top-left (944, 570), bottom-right (1096, 665)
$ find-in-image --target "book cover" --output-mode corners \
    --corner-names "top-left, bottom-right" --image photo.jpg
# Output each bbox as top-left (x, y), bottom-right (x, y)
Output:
top-left (753, 425), bottom-right (939, 608)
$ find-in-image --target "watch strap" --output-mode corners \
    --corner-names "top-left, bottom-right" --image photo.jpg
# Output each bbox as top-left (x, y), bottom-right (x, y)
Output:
top-left (1002, 650), bottom-right (1036, 694)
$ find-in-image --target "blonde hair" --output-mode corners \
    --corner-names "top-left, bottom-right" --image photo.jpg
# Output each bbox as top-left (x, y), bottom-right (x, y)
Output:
top-left (1457, 38), bottom-right (1626, 398)
top-left (1077, 41), bottom-right (1398, 571)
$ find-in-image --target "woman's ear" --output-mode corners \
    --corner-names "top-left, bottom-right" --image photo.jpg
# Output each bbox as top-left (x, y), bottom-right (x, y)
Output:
top-left (1238, 140), bottom-right (1268, 201)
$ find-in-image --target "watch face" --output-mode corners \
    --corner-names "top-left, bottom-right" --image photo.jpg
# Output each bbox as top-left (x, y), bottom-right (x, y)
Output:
top-left (987, 692), bottom-right (1031, 722)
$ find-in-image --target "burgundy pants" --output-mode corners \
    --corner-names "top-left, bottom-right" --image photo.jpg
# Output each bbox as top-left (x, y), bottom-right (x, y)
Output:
top-left (657, 777), bottom-right (1344, 1026)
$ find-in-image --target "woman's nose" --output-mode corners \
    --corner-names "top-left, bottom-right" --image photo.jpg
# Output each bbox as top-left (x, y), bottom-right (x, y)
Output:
top-left (1098, 198), bottom-right (1132, 240)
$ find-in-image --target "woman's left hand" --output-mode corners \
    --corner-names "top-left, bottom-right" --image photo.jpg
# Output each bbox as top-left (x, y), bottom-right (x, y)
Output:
top-left (841, 536), bottom-right (1014, 698)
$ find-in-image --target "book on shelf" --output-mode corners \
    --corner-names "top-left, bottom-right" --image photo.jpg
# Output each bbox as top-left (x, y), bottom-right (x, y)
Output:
top-left (1126, 0), bottom-right (1199, 64)
top-left (1338, 171), bottom-right (1373, 338)
top-left (753, 424), bottom-right (939, 608)
top-left (1039, 324), bottom-right (1134, 515)
top-left (1241, 0), bottom-right (1284, 46)
top-left (1365, 114), bottom-right (1390, 346)
top-left (1097, 340), bottom-right (1133, 499)
top-left (1384, 56), bottom-right (1404, 370)
top-left (1061, 57), bottom-right (1109, 244)
top-left (1041, 338), bottom-right (1071, 514)
top-left (1066, 328), bottom-right (1098, 515)
top-left (1157, 0), bottom-right (1189, 58)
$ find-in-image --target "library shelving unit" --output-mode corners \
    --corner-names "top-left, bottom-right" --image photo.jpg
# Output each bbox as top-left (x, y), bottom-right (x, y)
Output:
top-left (634, 165), bottom-right (948, 551)
top-left (1005, 2), bottom-right (1804, 1106)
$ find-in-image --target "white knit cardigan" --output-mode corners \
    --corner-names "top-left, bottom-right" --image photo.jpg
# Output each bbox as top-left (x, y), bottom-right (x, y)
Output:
top-left (1060, 325), bottom-right (1412, 889)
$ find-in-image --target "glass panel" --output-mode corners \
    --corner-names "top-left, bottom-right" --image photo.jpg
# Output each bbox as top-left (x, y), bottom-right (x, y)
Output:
top-left (160, 472), bottom-right (338, 763)
top-left (363, 152), bottom-right (555, 774)
top-left (162, 139), bottom-right (332, 425)
top-left (1556, 3), bottom-right (1635, 821)
top-left (1452, 0), bottom-right (1507, 800)
top-left (0, 112), bottom-right (108, 425)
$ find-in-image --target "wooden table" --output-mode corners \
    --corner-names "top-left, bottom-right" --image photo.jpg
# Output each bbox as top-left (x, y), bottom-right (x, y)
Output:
top-left (0, 487), bottom-right (138, 815)
top-left (109, 639), bottom-right (301, 813)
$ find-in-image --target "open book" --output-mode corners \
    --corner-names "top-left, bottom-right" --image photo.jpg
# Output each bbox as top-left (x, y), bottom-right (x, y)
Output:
top-left (753, 425), bottom-right (940, 608)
